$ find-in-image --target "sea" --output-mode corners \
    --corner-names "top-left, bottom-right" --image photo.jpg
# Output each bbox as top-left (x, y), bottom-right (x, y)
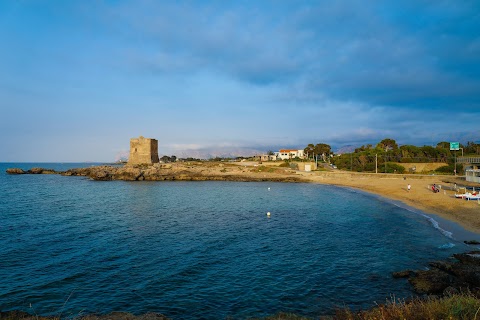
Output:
top-left (0, 162), bottom-right (477, 319)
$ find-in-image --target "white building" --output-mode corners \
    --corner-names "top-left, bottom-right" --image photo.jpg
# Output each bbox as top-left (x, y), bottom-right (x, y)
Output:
top-left (458, 157), bottom-right (480, 183)
top-left (466, 169), bottom-right (480, 183)
top-left (254, 154), bottom-right (277, 161)
top-left (278, 149), bottom-right (305, 160)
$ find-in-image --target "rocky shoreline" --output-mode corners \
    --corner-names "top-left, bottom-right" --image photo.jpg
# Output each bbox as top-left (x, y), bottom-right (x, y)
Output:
top-left (5, 163), bottom-right (306, 183)
top-left (393, 249), bottom-right (480, 296)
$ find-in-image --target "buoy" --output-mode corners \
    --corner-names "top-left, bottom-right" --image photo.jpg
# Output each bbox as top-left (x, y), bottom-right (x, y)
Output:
top-left (267, 212), bottom-right (271, 217)
top-left (268, 187), bottom-right (271, 191)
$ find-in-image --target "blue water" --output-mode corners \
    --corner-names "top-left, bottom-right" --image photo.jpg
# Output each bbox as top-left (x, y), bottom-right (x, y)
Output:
top-left (0, 163), bottom-right (473, 319)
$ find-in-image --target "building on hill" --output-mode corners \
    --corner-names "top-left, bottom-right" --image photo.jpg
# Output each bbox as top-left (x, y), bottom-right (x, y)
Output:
top-left (254, 154), bottom-right (277, 162)
top-left (128, 136), bottom-right (160, 165)
top-left (278, 149), bottom-right (305, 160)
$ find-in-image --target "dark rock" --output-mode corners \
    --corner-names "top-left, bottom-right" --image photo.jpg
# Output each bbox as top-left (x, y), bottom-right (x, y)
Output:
top-left (62, 168), bottom-right (92, 176)
top-left (429, 261), bottom-right (454, 273)
top-left (92, 170), bottom-right (111, 181)
top-left (449, 264), bottom-right (480, 287)
top-left (464, 240), bottom-right (480, 245)
top-left (396, 250), bottom-right (480, 296)
top-left (453, 251), bottom-right (480, 264)
top-left (408, 269), bottom-right (451, 294)
top-left (29, 167), bottom-right (44, 174)
top-left (392, 270), bottom-right (413, 278)
top-left (6, 168), bottom-right (25, 174)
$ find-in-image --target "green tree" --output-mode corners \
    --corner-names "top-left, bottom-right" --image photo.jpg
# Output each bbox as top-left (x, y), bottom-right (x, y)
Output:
top-left (377, 138), bottom-right (398, 151)
top-left (464, 141), bottom-right (480, 155)
top-left (436, 141), bottom-right (450, 149)
top-left (314, 143), bottom-right (332, 161)
top-left (304, 144), bottom-right (315, 159)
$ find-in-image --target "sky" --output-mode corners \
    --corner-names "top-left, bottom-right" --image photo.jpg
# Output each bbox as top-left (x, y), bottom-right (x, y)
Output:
top-left (1, 0), bottom-right (479, 162)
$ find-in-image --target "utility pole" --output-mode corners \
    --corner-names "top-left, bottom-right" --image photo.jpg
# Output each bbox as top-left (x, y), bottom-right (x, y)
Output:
top-left (375, 154), bottom-right (378, 174)
top-left (454, 150), bottom-right (457, 176)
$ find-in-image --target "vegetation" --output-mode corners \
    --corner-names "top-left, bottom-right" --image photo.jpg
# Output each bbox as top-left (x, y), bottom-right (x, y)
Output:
top-left (304, 143), bottom-right (332, 161)
top-left (160, 155), bottom-right (177, 163)
top-left (308, 138), bottom-right (480, 174)
top-left (335, 293), bottom-right (480, 320)
top-left (4, 293), bottom-right (480, 319)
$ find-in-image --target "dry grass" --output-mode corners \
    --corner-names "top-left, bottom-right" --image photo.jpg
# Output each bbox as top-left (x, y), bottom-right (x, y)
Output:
top-left (335, 294), bottom-right (480, 320)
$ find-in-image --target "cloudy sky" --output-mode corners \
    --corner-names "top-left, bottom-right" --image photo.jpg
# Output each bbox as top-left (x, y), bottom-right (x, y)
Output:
top-left (1, 0), bottom-right (479, 161)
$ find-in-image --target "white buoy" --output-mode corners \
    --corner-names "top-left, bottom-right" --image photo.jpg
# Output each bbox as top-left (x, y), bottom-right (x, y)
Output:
top-left (268, 187), bottom-right (271, 191)
top-left (267, 212), bottom-right (271, 217)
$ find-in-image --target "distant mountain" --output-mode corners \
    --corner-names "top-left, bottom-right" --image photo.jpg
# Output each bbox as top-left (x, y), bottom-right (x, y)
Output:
top-left (167, 147), bottom-right (266, 159)
top-left (334, 145), bottom-right (357, 154)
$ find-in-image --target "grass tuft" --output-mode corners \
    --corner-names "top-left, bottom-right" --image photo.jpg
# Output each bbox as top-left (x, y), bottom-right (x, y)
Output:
top-left (335, 293), bottom-right (480, 320)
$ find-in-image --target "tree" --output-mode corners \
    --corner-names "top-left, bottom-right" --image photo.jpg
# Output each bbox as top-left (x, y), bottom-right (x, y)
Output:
top-left (436, 141), bottom-right (450, 149)
top-left (304, 144), bottom-right (315, 159)
top-left (377, 138), bottom-right (398, 151)
top-left (314, 143), bottom-right (332, 161)
top-left (267, 150), bottom-right (274, 156)
top-left (464, 141), bottom-right (480, 155)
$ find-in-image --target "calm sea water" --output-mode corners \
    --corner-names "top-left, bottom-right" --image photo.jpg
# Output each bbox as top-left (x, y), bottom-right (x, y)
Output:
top-left (0, 163), bottom-right (474, 319)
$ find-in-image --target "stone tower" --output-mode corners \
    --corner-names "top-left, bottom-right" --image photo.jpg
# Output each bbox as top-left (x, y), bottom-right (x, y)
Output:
top-left (128, 136), bottom-right (159, 165)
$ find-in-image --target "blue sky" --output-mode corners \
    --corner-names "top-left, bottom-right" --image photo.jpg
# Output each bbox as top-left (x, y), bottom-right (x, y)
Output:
top-left (1, 0), bottom-right (479, 161)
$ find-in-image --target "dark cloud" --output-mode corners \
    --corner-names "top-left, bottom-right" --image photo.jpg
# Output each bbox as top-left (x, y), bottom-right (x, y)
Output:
top-left (96, 0), bottom-right (480, 111)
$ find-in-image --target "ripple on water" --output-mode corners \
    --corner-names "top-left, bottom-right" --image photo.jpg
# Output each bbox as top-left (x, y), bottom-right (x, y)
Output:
top-left (0, 167), bottom-right (472, 319)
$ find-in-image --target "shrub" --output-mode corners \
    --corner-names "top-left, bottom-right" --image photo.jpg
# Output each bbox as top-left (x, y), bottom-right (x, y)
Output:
top-left (436, 164), bottom-right (463, 174)
top-left (386, 163), bottom-right (406, 174)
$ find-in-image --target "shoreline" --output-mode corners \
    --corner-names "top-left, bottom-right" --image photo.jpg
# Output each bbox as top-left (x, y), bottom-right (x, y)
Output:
top-left (4, 162), bottom-right (480, 319)
top-left (6, 162), bottom-right (480, 235)
top-left (295, 170), bottom-right (480, 236)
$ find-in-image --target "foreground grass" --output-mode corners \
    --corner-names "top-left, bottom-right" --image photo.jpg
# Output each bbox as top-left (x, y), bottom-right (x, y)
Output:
top-left (3, 294), bottom-right (480, 319)
top-left (259, 294), bottom-right (480, 320)
top-left (335, 294), bottom-right (480, 320)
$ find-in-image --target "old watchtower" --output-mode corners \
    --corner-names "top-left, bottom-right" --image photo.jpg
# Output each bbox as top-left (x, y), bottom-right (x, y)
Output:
top-left (128, 136), bottom-right (160, 165)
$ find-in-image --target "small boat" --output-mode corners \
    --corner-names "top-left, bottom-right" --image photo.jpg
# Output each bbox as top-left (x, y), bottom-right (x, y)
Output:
top-left (466, 194), bottom-right (480, 201)
top-left (456, 192), bottom-right (480, 200)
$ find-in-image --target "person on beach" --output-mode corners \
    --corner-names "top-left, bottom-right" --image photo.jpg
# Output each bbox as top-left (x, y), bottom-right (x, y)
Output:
top-left (407, 184), bottom-right (411, 192)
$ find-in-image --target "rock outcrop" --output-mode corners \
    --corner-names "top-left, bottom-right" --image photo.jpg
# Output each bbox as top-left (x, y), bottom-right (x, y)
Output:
top-left (6, 163), bottom-right (306, 183)
top-left (6, 168), bottom-right (25, 174)
top-left (395, 251), bottom-right (480, 296)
